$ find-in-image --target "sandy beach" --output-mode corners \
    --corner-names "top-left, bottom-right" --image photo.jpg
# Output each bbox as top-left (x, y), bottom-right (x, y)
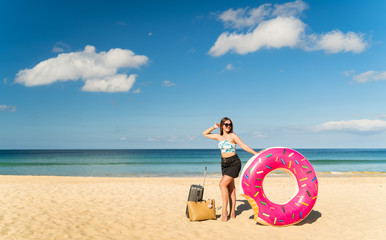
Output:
top-left (0, 173), bottom-right (385, 240)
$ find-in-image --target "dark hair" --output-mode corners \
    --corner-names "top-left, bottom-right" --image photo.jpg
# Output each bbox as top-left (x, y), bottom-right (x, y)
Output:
top-left (220, 117), bottom-right (233, 135)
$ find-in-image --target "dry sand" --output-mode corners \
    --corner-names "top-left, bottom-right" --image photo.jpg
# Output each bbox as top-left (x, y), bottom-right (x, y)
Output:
top-left (0, 173), bottom-right (385, 240)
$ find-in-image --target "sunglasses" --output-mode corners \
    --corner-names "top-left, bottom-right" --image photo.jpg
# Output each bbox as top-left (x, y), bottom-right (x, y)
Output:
top-left (224, 123), bottom-right (232, 127)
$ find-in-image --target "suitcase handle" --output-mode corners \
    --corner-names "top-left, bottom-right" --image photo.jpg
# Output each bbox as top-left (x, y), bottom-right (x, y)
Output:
top-left (203, 167), bottom-right (207, 187)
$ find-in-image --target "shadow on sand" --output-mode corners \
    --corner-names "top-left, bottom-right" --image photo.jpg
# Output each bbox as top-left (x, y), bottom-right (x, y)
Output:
top-left (235, 199), bottom-right (322, 225)
top-left (235, 199), bottom-right (252, 216)
top-left (295, 210), bottom-right (322, 225)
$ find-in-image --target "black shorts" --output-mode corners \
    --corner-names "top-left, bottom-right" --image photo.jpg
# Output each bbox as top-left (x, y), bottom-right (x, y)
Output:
top-left (221, 154), bottom-right (241, 178)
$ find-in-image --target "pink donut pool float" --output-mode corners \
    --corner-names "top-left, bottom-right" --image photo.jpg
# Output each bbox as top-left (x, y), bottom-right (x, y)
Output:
top-left (239, 147), bottom-right (318, 226)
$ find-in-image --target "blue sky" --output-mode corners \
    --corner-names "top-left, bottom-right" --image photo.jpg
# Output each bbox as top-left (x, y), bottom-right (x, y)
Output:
top-left (1, 0), bottom-right (386, 149)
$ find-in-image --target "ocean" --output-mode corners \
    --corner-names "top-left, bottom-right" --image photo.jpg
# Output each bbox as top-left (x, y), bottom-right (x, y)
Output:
top-left (0, 149), bottom-right (386, 177)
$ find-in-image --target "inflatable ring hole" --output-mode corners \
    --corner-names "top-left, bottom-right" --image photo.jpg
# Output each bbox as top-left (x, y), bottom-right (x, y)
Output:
top-left (262, 168), bottom-right (299, 204)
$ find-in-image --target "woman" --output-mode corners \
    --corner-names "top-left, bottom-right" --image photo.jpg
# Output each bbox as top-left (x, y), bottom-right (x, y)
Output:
top-left (203, 117), bottom-right (258, 222)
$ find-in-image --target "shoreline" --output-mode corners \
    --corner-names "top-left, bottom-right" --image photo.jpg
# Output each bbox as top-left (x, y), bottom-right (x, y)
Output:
top-left (0, 171), bottom-right (385, 179)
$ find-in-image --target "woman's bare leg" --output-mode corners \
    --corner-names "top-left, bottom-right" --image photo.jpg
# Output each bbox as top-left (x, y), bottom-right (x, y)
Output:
top-left (228, 180), bottom-right (236, 219)
top-left (219, 175), bottom-right (234, 222)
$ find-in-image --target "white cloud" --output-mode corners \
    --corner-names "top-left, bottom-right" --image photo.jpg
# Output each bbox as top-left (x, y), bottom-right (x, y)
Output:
top-left (353, 71), bottom-right (386, 83)
top-left (219, 4), bottom-right (271, 29)
top-left (313, 30), bottom-right (367, 54)
top-left (52, 47), bottom-right (64, 53)
top-left (148, 136), bottom-right (161, 142)
top-left (133, 88), bottom-right (141, 93)
top-left (313, 119), bottom-right (386, 133)
top-left (15, 45), bottom-right (148, 93)
top-left (188, 135), bottom-right (197, 141)
top-left (272, 0), bottom-right (307, 17)
top-left (82, 74), bottom-right (136, 92)
top-left (210, 0), bottom-right (367, 56)
top-left (52, 42), bottom-right (71, 53)
top-left (120, 137), bottom-right (127, 141)
top-left (167, 136), bottom-right (179, 142)
top-left (0, 105), bottom-right (16, 112)
top-left (209, 16), bottom-right (305, 56)
top-left (163, 80), bottom-right (176, 87)
top-left (226, 64), bottom-right (235, 70)
top-left (219, 0), bottom-right (306, 29)
top-left (343, 70), bottom-right (355, 77)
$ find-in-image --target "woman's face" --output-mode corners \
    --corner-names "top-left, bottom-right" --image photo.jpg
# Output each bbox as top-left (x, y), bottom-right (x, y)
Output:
top-left (223, 120), bottom-right (232, 133)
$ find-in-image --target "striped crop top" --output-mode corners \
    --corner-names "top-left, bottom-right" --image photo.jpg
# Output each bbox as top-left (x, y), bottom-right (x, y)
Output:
top-left (218, 139), bottom-right (236, 153)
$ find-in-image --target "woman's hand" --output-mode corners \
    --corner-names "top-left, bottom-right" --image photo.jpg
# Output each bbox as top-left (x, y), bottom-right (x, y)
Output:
top-left (213, 123), bottom-right (220, 129)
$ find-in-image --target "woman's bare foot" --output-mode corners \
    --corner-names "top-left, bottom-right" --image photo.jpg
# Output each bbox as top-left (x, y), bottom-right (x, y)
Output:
top-left (229, 212), bottom-right (236, 219)
top-left (222, 211), bottom-right (228, 222)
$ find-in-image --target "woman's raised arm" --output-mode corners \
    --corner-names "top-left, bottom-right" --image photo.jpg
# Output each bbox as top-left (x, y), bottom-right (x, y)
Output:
top-left (203, 123), bottom-right (221, 141)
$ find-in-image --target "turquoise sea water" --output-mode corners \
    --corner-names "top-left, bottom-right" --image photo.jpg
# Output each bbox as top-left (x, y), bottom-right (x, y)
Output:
top-left (0, 149), bottom-right (386, 177)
